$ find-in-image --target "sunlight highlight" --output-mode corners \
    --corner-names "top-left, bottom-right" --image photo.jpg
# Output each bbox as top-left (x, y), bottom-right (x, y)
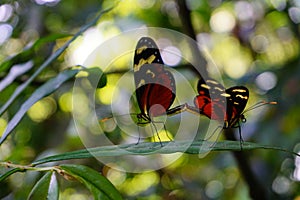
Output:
top-left (59, 92), bottom-right (73, 113)
top-left (27, 97), bottom-right (57, 122)
top-left (97, 84), bottom-right (118, 105)
top-left (0, 118), bottom-right (7, 136)
top-left (210, 10), bottom-right (236, 33)
top-left (121, 172), bottom-right (159, 196)
top-left (151, 130), bottom-right (173, 142)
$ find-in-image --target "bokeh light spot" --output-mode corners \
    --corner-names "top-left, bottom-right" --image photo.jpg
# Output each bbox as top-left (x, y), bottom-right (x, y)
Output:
top-left (293, 149), bottom-right (300, 181)
top-left (137, 0), bottom-right (155, 9)
top-left (255, 71), bottom-right (277, 91)
top-left (97, 84), bottom-right (118, 105)
top-left (289, 7), bottom-right (300, 24)
top-left (122, 172), bottom-right (159, 196)
top-left (251, 35), bottom-right (269, 53)
top-left (34, 0), bottom-right (60, 6)
top-left (210, 10), bottom-right (236, 33)
top-left (271, 0), bottom-right (286, 11)
top-left (223, 58), bottom-right (248, 79)
top-left (59, 92), bottom-right (73, 112)
top-left (0, 4), bottom-right (13, 22)
top-left (235, 1), bottom-right (254, 21)
top-left (272, 176), bottom-right (290, 194)
top-left (162, 46), bottom-right (182, 66)
top-left (27, 97), bottom-right (57, 122)
top-left (67, 28), bottom-right (104, 66)
top-left (0, 24), bottom-right (13, 44)
top-left (205, 180), bottom-right (223, 199)
top-left (106, 167), bottom-right (126, 186)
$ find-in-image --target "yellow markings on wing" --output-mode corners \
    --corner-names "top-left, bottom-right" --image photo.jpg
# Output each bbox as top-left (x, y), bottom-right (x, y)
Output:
top-left (134, 55), bottom-right (156, 72)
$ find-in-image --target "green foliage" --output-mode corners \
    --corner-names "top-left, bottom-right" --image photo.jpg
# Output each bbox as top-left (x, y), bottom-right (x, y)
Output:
top-left (0, 68), bottom-right (80, 144)
top-left (1, 0), bottom-right (300, 199)
top-left (0, 34), bottom-right (71, 73)
top-left (31, 141), bottom-right (299, 166)
top-left (60, 164), bottom-right (123, 200)
top-left (27, 172), bottom-right (59, 200)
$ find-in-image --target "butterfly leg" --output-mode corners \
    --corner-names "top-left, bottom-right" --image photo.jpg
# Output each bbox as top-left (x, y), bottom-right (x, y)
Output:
top-left (150, 122), bottom-right (163, 147)
top-left (238, 124), bottom-right (244, 151)
top-left (136, 125), bottom-right (141, 145)
top-left (153, 120), bottom-right (173, 142)
top-left (207, 125), bottom-right (223, 149)
top-left (163, 123), bottom-right (173, 142)
top-left (136, 121), bottom-right (143, 145)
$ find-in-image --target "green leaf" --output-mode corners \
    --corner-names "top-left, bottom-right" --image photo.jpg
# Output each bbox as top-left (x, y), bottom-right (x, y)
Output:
top-left (0, 168), bottom-right (24, 182)
top-left (32, 140), bottom-right (300, 166)
top-left (0, 61), bottom-right (34, 92)
top-left (85, 67), bottom-right (107, 88)
top-left (27, 172), bottom-right (59, 200)
top-left (0, 33), bottom-right (71, 73)
top-left (60, 164), bottom-right (122, 200)
top-left (0, 6), bottom-right (113, 117)
top-left (0, 69), bottom-right (80, 144)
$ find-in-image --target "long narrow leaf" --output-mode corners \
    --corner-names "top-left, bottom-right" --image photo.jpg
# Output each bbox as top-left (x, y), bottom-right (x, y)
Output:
top-left (27, 172), bottom-right (59, 200)
top-left (0, 33), bottom-right (70, 73)
top-left (0, 69), bottom-right (80, 144)
top-left (0, 168), bottom-right (24, 182)
top-left (0, 61), bottom-right (34, 92)
top-left (32, 140), bottom-right (300, 166)
top-left (0, 6), bottom-right (113, 116)
top-left (60, 164), bottom-right (122, 200)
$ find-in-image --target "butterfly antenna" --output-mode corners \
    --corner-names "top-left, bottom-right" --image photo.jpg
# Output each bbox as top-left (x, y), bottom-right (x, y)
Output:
top-left (243, 101), bottom-right (277, 114)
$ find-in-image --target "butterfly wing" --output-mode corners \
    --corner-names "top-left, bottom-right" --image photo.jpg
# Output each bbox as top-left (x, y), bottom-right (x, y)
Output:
top-left (133, 37), bottom-right (176, 118)
top-left (225, 86), bottom-right (249, 127)
top-left (194, 78), bottom-right (227, 120)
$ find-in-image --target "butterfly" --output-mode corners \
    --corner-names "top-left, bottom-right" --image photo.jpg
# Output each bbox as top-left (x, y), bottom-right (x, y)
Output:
top-left (194, 77), bottom-right (249, 129)
top-left (133, 37), bottom-right (184, 143)
top-left (187, 78), bottom-right (277, 148)
top-left (187, 77), bottom-right (276, 147)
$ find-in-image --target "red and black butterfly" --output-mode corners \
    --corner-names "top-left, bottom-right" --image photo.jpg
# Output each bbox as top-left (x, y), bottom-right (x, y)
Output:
top-left (187, 77), bottom-right (276, 146)
top-left (133, 37), bottom-right (184, 143)
top-left (194, 77), bottom-right (249, 128)
top-left (187, 77), bottom-right (250, 145)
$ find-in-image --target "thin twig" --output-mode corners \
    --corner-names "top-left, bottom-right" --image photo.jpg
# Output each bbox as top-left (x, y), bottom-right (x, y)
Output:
top-left (0, 161), bottom-right (57, 172)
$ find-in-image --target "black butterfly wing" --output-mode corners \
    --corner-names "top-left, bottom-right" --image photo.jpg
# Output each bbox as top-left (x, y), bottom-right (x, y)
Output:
top-left (133, 37), bottom-right (176, 117)
top-left (225, 86), bottom-right (249, 127)
top-left (194, 78), bottom-right (227, 120)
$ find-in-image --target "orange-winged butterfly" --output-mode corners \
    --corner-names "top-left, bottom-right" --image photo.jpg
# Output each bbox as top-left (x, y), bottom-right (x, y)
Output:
top-left (186, 76), bottom-right (276, 147)
top-left (133, 37), bottom-right (185, 144)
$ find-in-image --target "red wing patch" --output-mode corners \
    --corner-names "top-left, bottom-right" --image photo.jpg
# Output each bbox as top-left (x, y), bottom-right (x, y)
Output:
top-left (194, 94), bottom-right (226, 120)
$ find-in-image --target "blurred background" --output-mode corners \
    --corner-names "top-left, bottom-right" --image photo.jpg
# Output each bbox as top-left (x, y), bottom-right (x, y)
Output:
top-left (1, 0), bottom-right (300, 199)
